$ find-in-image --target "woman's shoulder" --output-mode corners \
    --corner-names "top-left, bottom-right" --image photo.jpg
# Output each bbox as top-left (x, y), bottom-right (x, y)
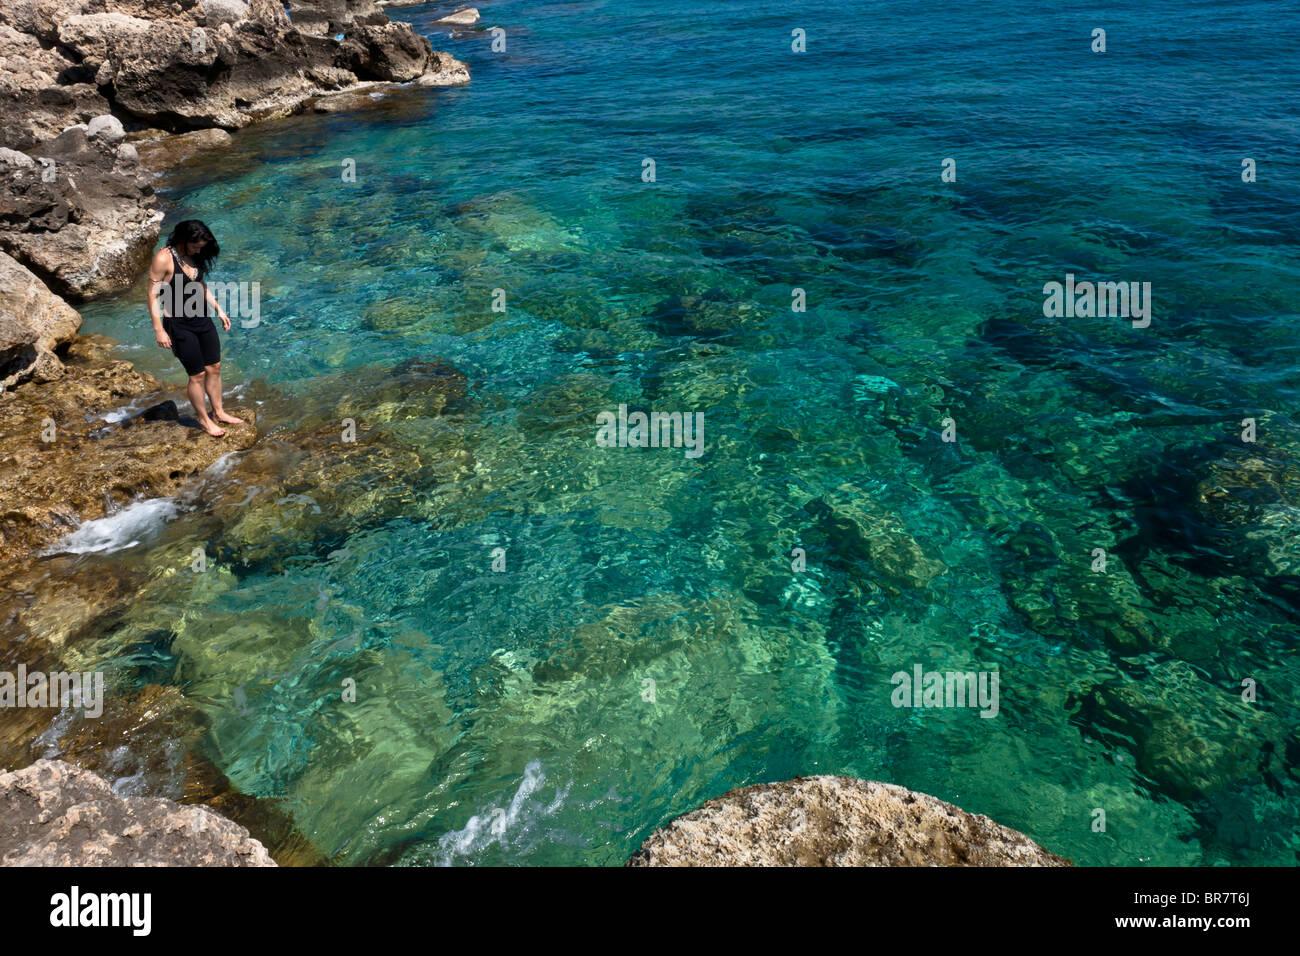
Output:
top-left (149, 246), bottom-right (174, 274)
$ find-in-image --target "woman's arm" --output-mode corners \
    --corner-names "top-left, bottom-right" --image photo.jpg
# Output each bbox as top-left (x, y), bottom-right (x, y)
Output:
top-left (202, 280), bottom-right (231, 331)
top-left (147, 249), bottom-right (172, 348)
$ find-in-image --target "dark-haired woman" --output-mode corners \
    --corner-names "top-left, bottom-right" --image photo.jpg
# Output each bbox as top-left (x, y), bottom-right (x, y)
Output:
top-left (146, 219), bottom-right (242, 437)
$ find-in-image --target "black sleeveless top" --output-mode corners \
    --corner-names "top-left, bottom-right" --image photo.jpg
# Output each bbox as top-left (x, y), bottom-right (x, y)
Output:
top-left (160, 246), bottom-right (210, 324)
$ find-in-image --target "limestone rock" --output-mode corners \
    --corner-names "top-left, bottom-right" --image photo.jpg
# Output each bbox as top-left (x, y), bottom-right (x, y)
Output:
top-left (85, 113), bottom-right (125, 144)
top-left (0, 24), bottom-right (111, 151)
top-left (416, 50), bottom-right (471, 87)
top-left (200, 0), bottom-right (248, 27)
top-left (0, 251), bottom-right (80, 391)
top-left (287, 0), bottom-right (386, 35)
top-left (0, 124), bottom-right (161, 300)
top-left (433, 7), bottom-right (479, 27)
top-left (629, 776), bottom-right (1070, 866)
top-left (0, 759), bottom-right (275, 865)
top-left (342, 21), bottom-right (435, 82)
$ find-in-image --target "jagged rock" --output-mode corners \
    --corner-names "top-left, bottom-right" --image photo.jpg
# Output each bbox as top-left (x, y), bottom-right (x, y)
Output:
top-left (0, 2), bottom-right (201, 44)
top-left (287, 0), bottom-right (386, 35)
top-left (0, 251), bottom-right (80, 391)
top-left (3, 0), bottom-right (467, 144)
top-left (0, 148), bottom-right (35, 171)
top-left (0, 759), bottom-right (275, 865)
top-left (342, 21), bottom-right (436, 82)
top-left (415, 50), bottom-right (471, 86)
top-left (629, 776), bottom-right (1070, 866)
top-left (0, 24), bottom-right (111, 151)
top-left (0, 123), bottom-right (161, 300)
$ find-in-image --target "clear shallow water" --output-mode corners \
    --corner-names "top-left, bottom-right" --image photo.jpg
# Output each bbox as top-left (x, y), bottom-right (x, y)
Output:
top-left (66, 0), bottom-right (1300, 864)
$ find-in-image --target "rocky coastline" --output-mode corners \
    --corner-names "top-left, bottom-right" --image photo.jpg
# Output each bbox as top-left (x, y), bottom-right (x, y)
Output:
top-left (0, 0), bottom-right (470, 864)
top-left (0, 3), bottom-right (1081, 868)
top-left (0, 0), bottom-right (471, 554)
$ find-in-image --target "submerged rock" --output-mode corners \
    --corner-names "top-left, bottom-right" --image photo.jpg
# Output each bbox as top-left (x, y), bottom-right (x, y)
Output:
top-left (805, 482), bottom-right (947, 594)
top-left (1080, 659), bottom-right (1280, 800)
top-left (0, 758), bottom-right (275, 865)
top-left (629, 776), bottom-right (1069, 866)
top-left (1194, 448), bottom-right (1300, 577)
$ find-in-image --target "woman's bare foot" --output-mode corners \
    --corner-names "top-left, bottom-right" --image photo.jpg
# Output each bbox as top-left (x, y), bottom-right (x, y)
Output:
top-left (197, 416), bottom-right (226, 437)
top-left (214, 410), bottom-right (244, 425)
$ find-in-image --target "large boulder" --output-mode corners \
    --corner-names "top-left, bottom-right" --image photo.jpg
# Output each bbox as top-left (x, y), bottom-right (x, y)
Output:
top-left (0, 759), bottom-right (276, 865)
top-left (0, 122), bottom-right (161, 300)
top-left (415, 49), bottom-right (470, 87)
top-left (629, 776), bottom-right (1070, 866)
top-left (340, 21), bottom-right (433, 82)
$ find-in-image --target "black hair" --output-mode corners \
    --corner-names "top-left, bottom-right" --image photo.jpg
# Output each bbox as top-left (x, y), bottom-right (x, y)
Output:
top-left (166, 220), bottom-right (219, 278)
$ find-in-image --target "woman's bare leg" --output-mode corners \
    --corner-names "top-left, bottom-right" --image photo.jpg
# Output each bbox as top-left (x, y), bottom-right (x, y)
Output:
top-left (204, 362), bottom-right (243, 425)
top-left (188, 371), bottom-right (225, 436)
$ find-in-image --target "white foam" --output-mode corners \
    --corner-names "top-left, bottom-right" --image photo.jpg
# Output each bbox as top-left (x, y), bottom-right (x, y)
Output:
top-left (204, 451), bottom-right (239, 479)
top-left (47, 497), bottom-right (179, 555)
top-left (435, 760), bottom-right (562, 864)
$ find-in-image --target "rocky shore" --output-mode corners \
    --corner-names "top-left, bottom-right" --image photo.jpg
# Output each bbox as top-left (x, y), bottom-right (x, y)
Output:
top-left (4, 3), bottom-right (1274, 871)
top-left (629, 776), bottom-right (1071, 866)
top-left (0, 0), bottom-right (470, 554)
top-left (0, 0), bottom-right (469, 863)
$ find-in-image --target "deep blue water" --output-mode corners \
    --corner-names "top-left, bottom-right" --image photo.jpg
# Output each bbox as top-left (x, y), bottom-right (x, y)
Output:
top-left (70, 0), bottom-right (1300, 864)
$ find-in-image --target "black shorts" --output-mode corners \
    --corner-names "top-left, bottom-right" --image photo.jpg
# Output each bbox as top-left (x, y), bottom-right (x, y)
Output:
top-left (164, 316), bottom-right (220, 376)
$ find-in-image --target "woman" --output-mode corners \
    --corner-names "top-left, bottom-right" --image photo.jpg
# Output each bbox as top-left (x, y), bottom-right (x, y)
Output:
top-left (146, 220), bottom-right (243, 437)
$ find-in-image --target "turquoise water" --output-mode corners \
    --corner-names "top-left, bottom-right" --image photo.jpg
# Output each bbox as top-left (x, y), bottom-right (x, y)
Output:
top-left (70, 0), bottom-right (1300, 864)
